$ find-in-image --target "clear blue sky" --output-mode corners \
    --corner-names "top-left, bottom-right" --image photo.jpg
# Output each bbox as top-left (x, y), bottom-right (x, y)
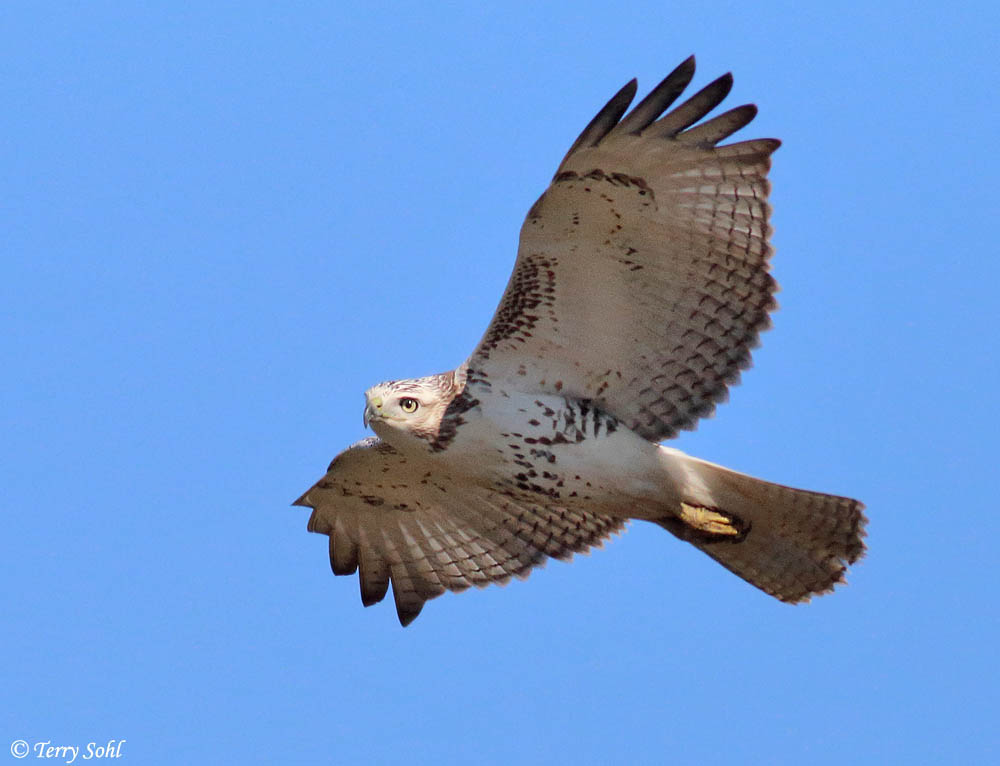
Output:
top-left (3, 2), bottom-right (997, 764)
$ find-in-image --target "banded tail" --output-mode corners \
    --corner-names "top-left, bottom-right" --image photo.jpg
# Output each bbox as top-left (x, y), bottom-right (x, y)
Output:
top-left (657, 449), bottom-right (867, 602)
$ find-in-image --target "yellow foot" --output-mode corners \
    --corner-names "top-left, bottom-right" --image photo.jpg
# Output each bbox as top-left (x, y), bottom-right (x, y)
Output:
top-left (678, 503), bottom-right (744, 537)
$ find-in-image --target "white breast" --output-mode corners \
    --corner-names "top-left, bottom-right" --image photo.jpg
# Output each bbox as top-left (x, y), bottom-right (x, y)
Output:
top-left (444, 387), bottom-right (670, 518)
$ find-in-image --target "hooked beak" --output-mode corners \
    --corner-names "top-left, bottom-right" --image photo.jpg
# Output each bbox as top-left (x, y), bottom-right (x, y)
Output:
top-left (363, 395), bottom-right (383, 429)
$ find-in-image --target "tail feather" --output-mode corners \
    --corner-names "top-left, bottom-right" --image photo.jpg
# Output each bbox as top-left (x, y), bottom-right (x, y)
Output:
top-left (657, 451), bottom-right (867, 603)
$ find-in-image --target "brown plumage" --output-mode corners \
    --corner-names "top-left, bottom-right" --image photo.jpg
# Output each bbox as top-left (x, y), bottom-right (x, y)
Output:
top-left (295, 56), bottom-right (866, 626)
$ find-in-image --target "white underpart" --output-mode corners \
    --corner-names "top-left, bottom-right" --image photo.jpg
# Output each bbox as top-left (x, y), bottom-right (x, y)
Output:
top-left (444, 387), bottom-right (697, 520)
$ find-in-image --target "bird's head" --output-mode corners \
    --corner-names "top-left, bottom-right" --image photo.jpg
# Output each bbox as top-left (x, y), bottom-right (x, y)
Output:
top-left (363, 372), bottom-right (461, 451)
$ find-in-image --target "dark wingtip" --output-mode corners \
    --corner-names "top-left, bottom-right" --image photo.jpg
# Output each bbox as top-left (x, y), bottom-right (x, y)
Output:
top-left (614, 78), bottom-right (640, 120)
top-left (396, 602), bottom-right (423, 627)
top-left (648, 70), bottom-right (736, 137)
top-left (360, 585), bottom-right (389, 607)
top-left (711, 72), bottom-right (735, 107)
top-left (616, 57), bottom-right (699, 136)
top-left (679, 103), bottom-right (760, 146)
top-left (556, 77), bottom-right (638, 170)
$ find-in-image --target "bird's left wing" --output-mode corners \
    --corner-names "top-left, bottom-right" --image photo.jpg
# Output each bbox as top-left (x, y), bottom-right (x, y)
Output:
top-left (294, 437), bottom-right (624, 625)
top-left (465, 57), bottom-right (779, 442)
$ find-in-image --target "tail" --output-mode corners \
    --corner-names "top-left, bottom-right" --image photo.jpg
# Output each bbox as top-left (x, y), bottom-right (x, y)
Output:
top-left (655, 448), bottom-right (867, 603)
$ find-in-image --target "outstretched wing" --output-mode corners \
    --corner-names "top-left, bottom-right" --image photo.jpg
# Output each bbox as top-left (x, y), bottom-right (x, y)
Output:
top-left (467, 56), bottom-right (780, 442)
top-left (294, 438), bottom-right (624, 626)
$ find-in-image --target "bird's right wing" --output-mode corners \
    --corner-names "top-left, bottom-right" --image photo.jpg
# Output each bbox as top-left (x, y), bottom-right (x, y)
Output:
top-left (294, 437), bottom-right (623, 626)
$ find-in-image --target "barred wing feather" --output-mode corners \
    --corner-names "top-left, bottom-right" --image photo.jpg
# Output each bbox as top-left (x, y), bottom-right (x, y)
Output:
top-left (295, 438), bottom-right (624, 626)
top-left (468, 56), bottom-right (780, 442)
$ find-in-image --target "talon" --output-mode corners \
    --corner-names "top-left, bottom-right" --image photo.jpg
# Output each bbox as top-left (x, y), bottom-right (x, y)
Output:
top-left (679, 503), bottom-right (746, 538)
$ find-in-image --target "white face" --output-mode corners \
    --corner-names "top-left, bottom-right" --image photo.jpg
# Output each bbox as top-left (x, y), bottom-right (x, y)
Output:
top-left (359, 370), bottom-right (459, 452)
top-left (362, 380), bottom-right (446, 452)
top-left (363, 384), bottom-right (425, 429)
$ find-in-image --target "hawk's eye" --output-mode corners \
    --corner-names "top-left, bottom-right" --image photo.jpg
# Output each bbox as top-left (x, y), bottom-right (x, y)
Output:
top-left (399, 397), bottom-right (419, 414)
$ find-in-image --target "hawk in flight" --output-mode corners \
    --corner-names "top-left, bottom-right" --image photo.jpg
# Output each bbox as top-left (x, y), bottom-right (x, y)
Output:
top-left (295, 56), bottom-right (866, 626)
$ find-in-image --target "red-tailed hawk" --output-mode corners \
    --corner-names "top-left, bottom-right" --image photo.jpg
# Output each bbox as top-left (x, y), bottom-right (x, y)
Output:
top-left (295, 56), bottom-right (866, 626)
